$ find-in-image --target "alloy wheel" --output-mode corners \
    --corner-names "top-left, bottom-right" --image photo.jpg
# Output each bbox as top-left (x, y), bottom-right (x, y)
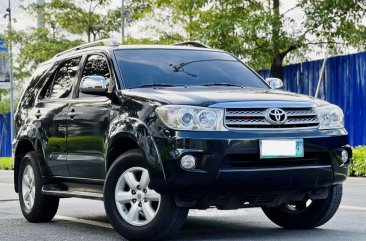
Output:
top-left (22, 165), bottom-right (36, 210)
top-left (114, 167), bottom-right (161, 226)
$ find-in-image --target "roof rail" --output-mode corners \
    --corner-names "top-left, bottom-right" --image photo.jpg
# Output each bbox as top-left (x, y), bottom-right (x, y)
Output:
top-left (173, 41), bottom-right (210, 48)
top-left (54, 39), bottom-right (120, 58)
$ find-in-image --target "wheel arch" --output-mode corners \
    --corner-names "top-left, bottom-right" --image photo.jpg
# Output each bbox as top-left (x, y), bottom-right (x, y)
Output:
top-left (106, 118), bottom-right (166, 184)
top-left (13, 138), bottom-right (36, 193)
top-left (106, 133), bottom-right (139, 170)
top-left (14, 123), bottom-right (50, 193)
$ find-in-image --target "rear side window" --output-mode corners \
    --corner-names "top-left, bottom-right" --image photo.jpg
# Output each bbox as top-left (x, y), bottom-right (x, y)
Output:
top-left (46, 57), bottom-right (81, 99)
top-left (18, 64), bottom-right (51, 108)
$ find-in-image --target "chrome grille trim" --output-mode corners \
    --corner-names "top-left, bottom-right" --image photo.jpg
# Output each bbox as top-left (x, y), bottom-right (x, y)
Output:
top-left (225, 109), bottom-right (318, 117)
top-left (224, 106), bottom-right (319, 129)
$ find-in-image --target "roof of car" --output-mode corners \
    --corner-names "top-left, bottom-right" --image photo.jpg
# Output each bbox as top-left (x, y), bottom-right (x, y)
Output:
top-left (40, 40), bottom-right (225, 66)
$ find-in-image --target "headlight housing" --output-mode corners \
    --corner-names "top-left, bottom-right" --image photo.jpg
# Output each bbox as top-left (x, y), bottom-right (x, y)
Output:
top-left (316, 104), bottom-right (344, 130)
top-left (156, 105), bottom-right (226, 131)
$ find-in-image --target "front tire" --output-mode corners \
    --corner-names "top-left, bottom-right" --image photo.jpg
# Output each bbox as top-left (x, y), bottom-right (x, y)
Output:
top-left (104, 149), bottom-right (188, 241)
top-left (18, 151), bottom-right (59, 222)
top-left (262, 184), bottom-right (343, 229)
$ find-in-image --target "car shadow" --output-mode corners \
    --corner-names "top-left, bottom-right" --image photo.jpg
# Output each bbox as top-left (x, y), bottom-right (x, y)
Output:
top-left (172, 215), bottom-right (351, 241)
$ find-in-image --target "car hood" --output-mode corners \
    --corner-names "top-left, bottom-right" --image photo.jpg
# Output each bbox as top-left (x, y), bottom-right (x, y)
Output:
top-left (121, 87), bottom-right (328, 106)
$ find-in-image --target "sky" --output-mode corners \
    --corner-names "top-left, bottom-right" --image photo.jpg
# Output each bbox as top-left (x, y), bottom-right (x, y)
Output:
top-left (0, 0), bottom-right (359, 62)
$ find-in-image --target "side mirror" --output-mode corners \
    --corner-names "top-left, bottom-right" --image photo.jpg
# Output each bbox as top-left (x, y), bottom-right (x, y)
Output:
top-left (265, 78), bottom-right (283, 89)
top-left (80, 76), bottom-right (108, 95)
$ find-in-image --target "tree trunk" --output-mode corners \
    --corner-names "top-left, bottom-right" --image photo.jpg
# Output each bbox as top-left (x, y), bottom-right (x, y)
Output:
top-left (87, 30), bottom-right (91, 43)
top-left (270, 54), bottom-right (284, 79)
top-left (270, 0), bottom-right (283, 80)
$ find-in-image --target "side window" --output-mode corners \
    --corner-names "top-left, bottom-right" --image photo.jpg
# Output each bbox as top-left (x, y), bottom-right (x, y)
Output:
top-left (79, 55), bottom-right (110, 98)
top-left (47, 57), bottom-right (81, 99)
top-left (20, 64), bottom-right (51, 107)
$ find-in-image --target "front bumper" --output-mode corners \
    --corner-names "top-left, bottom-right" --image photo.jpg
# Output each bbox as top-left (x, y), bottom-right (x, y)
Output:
top-left (150, 128), bottom-right (351, 207)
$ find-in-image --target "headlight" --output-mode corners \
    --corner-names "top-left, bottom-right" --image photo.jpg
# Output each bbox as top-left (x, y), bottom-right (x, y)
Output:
top-left (316, 104), bottom-right (344, 129)
top-left (156, 105), bottom-right (226, 131)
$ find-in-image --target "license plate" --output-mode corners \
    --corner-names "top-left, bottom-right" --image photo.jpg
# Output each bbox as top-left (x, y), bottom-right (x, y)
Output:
top-left (259, 139), bottom-right (304, 159)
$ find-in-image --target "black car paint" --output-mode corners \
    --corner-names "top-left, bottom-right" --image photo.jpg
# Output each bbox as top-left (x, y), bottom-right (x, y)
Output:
top-left (13, 46), bottom-right (351, 209)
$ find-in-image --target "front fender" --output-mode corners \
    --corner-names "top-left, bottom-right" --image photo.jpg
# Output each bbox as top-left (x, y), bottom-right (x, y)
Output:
top-left (107, 117), bottom-right (166, 184)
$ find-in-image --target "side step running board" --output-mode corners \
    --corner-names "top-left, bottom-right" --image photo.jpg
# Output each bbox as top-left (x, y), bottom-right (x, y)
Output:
top-left (42, 185), bottom-right (103, 200)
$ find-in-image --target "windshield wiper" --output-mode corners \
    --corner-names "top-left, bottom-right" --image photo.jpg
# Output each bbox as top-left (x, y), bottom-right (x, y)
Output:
top-left (200, 83), bottom-right (244, 88)
top-left (133, 83), bottom-right (186, 88)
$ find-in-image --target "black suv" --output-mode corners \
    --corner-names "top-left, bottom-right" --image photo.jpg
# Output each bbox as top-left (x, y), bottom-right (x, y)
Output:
top-left (14, 39), bottom-right (351, 240)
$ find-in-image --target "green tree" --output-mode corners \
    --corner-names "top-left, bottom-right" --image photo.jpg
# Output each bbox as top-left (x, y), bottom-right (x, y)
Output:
top-left (23, 0), bottom-right (121, 42)
top-left (153, 0), bottom-right (366, 79)
top-left (12, 28), bottom-right (83, 81)
top-left (13, 0), bottom-right (144, 81)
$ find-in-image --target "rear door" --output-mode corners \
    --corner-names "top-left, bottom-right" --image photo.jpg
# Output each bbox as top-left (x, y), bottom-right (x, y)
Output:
top-left (66, 54), bottom-right (112, 179)
top-left (35, 56), bottom-right (82, 177)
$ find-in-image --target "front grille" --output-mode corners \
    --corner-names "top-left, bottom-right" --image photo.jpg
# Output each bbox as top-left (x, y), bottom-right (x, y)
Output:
top-left (222, 151), bottom-right (331, 169)
top-left (225, 107), bottom-right (319, 129)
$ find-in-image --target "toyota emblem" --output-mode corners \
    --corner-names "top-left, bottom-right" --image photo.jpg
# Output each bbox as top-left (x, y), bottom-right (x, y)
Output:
top-left (265, 108), bottom-right (287, 125)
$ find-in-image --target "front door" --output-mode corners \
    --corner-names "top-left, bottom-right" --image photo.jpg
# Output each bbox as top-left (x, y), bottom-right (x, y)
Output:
top-left (67, 54), bottom-right (112, 179)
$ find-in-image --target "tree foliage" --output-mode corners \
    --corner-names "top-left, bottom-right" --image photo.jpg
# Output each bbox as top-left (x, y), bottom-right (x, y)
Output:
top-left (12, 28), bottom-right (83, 81)
top-left (2, 0), bottom-right (366, 93)
top-left (152, 0), bottom-right (366, 79)
top-left (0, 0), bottom-right (132, 109)
top-left (23, 0), bottom-right (121, 42)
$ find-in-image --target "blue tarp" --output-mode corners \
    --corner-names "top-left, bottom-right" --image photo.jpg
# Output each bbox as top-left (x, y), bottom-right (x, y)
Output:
top-left (259, 51), bottom-right (366, 146)
top-left (0, 113), bottom-right (11, 157)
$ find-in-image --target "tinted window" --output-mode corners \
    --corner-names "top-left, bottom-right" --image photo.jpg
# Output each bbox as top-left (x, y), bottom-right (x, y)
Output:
top-left (114, 49), bottom-right (268, 89)
top-left (19, 64), bottom-right (51, 107)
top-left (79, 55), bottom-right (110, 98)
top-left (48, 57), bottom-right (81, 99)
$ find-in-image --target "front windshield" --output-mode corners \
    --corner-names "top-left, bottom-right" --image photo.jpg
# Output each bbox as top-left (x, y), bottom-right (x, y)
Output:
top-left (114, 49), bottom-right (268, 89)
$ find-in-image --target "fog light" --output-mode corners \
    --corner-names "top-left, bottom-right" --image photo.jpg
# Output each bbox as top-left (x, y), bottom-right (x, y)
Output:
top-left (181, 155), bottom-right (196, 169)
top-left (341, 150), bottom-right (349, 163)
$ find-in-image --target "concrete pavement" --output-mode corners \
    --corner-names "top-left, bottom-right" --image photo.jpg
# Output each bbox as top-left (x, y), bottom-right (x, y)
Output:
top-left (1, 170), bottom-right (365, 241)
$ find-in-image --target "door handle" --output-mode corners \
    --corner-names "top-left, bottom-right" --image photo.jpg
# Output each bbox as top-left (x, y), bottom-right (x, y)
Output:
top-left (68, 109), bottom-right (77, 119)
top-left (68, 112), bottom-right (77, 118)
top-left (34, 110), bottom-right (42, 119)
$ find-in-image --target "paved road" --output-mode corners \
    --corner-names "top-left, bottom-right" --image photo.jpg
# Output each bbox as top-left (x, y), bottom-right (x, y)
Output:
top-left (0, 170), bottom-right (365, 241)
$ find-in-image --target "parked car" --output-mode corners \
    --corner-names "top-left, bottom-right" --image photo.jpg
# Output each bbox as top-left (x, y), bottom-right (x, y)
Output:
top-left (14, 39), bottom-right (351, 241)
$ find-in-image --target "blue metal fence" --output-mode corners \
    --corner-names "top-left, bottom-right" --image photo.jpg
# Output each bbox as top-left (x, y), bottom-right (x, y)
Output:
top-left (0, 113), bottom-right (11, 157)
top-left (259, 51), bottom-right (366, 147)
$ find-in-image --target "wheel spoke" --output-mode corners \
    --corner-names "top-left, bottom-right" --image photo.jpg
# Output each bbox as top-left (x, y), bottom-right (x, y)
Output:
top-left (23, 175), bottom-right (30, 185)
top-left (127, 203), bottom-right (140, 223)
top-left (116, 191), bottom-right (133, 204)
top-left (124, 172), bottom-right (138, 190)
top-left (141, 202), bottom-right (155, 221)
top-left (146, 190), bottom-right (160, 202)
top-left (31, 189), bottom-right (35, 200)
top-left (28, 168), bottom-right (35, 185)
top-left (139, 169), bottom-right (150, 189)
top-left (29, 193), bottom-right (34, 207)
top-left (23, 189), bottom-right (31, 202)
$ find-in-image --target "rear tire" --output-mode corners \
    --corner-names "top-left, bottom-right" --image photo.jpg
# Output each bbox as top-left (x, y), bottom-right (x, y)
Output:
top-left (262, 184), bottom-right (343, 229)
top-left (18, 151), bottom-right (59, 222)
top-left (104, 149), bottom-right (188, 241)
